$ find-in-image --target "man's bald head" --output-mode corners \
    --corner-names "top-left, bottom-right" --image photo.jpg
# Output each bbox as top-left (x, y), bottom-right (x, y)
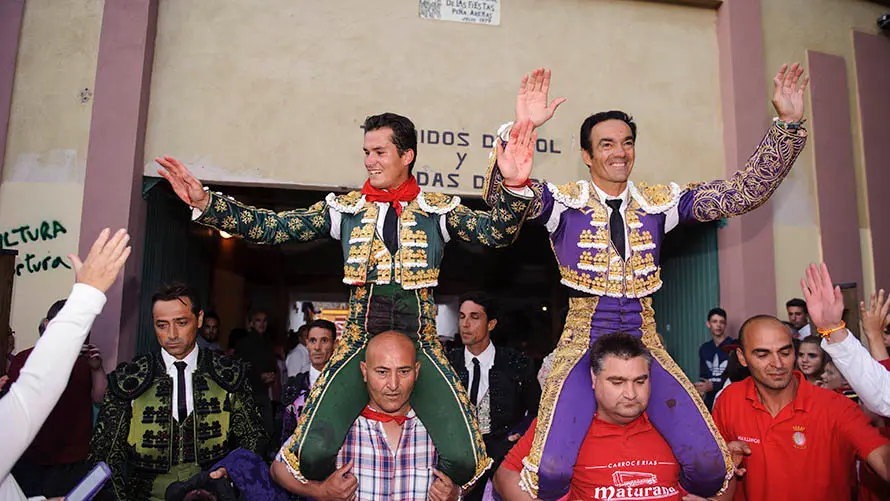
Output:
top-left (366, 330), bottom-right (416, 365)
top-left (738, 315), bottom-right (792, 349)
top-left (361, 331), bottom-right (420, 415)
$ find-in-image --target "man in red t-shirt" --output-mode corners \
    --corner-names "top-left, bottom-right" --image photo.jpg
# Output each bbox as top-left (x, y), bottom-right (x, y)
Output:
top-left (4, 299), bottom-right (107, 497)
top-left (712, 284), bottom-right (890, 501)
top-left (495, 332), bottom-right (745, 501)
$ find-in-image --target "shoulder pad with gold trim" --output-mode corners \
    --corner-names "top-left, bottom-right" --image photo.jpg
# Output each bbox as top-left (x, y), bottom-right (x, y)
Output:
top-left (207, 351), bottom-right (247, 392)
top-left (628, 181), bottom-right (683, 214)
top-left (108, 354), bottom-right (156, 400)
top-left (546, 180), bottom-right (590, 209)
top-left (325, 190), bottom-right (366, 214)
top-left (417, 191), bottom-right (461, 214)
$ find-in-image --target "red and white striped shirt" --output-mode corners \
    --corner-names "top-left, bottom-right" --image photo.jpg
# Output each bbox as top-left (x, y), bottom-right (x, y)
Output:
top-left (336, 409), bottom-right (438, 501)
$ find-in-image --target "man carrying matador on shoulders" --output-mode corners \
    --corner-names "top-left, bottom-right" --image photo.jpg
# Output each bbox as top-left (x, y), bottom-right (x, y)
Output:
top-left (156, 112), bottom-right (542, 491)
top-left (483, 65), bottom-right (808, 500)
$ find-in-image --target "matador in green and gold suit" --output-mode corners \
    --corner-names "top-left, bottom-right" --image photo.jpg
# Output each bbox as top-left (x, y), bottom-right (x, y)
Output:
top-left (88, 349), bottom-right (265, 501)
top-left (191, 173), bottom-right (531, 488)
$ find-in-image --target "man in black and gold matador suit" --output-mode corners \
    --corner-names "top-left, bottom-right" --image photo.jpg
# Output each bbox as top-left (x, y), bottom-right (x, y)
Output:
top-left (156, 113), bottom-right (541, 491)
top-left (89, 283), bottom-right (265, 501)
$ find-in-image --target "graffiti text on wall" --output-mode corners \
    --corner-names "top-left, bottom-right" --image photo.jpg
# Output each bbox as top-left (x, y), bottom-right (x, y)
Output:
top-left (0, 220), bottom-right (73, 277)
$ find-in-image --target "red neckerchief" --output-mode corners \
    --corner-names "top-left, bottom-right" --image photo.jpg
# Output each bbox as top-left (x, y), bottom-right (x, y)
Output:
top-left (360, 405), bottom-right (410, 425)
top-left (360, 176), bottom-right (420, 216)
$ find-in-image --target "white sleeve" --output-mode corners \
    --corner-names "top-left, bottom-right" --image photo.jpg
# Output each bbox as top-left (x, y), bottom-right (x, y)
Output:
top-left (329, 207), bottom-right (342, 240)
top-left (0, 283), bottom-right (106, 480)
top-left (664, 204), bottom-right (680, 233)
top-left (439, 214), bottom-right (451, 244)
top-left (822, 332), bottom-right (890, 417)
top-left (0, 475), bottom-right (29, 501)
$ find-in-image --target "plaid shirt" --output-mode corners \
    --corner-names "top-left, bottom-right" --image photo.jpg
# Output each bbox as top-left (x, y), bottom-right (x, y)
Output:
top-left (336, 409), bottom-right (438, 501)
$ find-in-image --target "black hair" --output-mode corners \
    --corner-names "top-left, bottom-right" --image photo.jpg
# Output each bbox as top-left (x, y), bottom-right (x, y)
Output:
top-left (723, 350), bottom-right (750, 383)
top-left (151, 283), bottom-right (202, 316)
top-left (589, 332), bottom-right (651, 375)
top-left (204, 311), bottom-right (220, 323)
top-left (459, 292), bottom-right (498, 321)
top-left (38, 299), bottom-right (67, 335)
top-left (228, 328), bottom-right (248, 350)
top-left (363, 113), bottom-right (418, 173)
top-left (785, 298), bottom-right (808, 315)
top-left (579, 110), bottom-right (637, 154)
top-left (707, 307), bottom-right (727, 321)
top-left (248, 309), bottom-right (268, 321)
top-left (306, 319), bottom-right (337, 340)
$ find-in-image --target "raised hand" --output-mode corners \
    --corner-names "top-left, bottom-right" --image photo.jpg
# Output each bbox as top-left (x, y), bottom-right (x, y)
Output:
top-left (772, 63), bottom-right (809, 123)
top-left (497, 119), bottom-right (537, 186)
top-left (800, 263), bottom-right (844, 331)
top-left (515, 68), bottom-right (566, 128)
top-left (155, 155), bottom-right (210, 211)
top-left (861, 289), bottom-right (890, 338)
top-left (69, 228), bottom-right (131, 293)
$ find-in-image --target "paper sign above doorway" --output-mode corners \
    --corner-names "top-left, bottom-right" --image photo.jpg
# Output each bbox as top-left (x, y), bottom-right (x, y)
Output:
top-left (419, 0), bottom-right (500, 26)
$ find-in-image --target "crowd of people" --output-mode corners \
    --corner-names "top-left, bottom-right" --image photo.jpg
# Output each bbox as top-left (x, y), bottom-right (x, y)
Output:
top-left (4, 64), bottom-right (890, 501)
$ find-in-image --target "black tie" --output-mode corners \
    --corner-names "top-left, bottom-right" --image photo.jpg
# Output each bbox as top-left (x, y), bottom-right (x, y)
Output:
top-left (383, 206), bottom-right (399, 255)
top-left (174, 361), bottom-right (188, 422)
top-left (469, 358), bottom-right (481, 406)
top-left (606, 199), bottom-right (625, 258)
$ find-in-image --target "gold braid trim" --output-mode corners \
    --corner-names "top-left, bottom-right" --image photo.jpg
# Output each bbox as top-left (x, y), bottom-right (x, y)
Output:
top-left (638, 299), bottom-right (733, 495)
top-left (281, 332), bottom-right (368, 482)
top-left (415, 290), bottom-right (492, 488)
top-left (519, 296), bottom-right (598, 497)
top-left (689, 122), bottom-right (807, 222)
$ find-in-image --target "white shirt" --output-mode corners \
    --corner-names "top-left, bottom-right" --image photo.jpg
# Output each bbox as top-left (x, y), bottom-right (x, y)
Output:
top-left (161, 345), bottom-right (200, 420)
top-left (309, 365), bottom-right (321, 389)
top-left (822, 331), bottom-right (890, 417)
top-left (464, 342), bottom-right (496, 404)
top-left (0, 284), bottom-right (106, 501)
top-left (286, 344), bottom-right (310, 378)
top-left (797, 324), bottom-right (812, 340)
top-left (590, 183), bottom-right (630, 260)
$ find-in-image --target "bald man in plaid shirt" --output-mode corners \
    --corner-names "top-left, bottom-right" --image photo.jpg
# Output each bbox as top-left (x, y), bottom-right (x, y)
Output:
top-left (272, 331), bottom-right (462, 501)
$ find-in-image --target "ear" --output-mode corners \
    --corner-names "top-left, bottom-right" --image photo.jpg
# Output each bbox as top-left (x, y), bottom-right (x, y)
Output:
top-left (414, 361), bottom-right (421, 376)
top-left (360, 361), bottom-right (368, 382)
top-left (590, 368), bottom-right (597, 390)
top-left (581, 148), bottom-right (593, 167)
top-left (736, 347), bottom-right (749, 368)
top-left (197, 310), bottom-right (204, 329)
top-left (401, 148), bottom-right (415, 169)
top-left (487, 318), bottom-right (498, 333)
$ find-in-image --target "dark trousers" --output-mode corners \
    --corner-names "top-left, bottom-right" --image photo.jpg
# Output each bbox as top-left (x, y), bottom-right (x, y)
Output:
top-left (464, 432), bottom-right (512, 501)
top-left (11, 457), bottom-right (91, 497)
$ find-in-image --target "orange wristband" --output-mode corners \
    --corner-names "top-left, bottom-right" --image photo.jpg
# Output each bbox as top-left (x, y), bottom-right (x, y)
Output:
top-left (817, 321), bottom-right (846, 338)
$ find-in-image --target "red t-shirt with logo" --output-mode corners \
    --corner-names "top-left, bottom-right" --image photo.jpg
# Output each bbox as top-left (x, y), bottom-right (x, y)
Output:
top-left (502, 414), bottom-right (685, 500)
top-left (713, 372), bottom-right (889, 501)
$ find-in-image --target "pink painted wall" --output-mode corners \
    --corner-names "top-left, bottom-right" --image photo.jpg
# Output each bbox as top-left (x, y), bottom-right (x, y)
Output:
top-left (807, 50), bottom-right (863, 289)
top-left (79, 0), bottom-right (158, 368)
top-left (716, 0), bottom-right (777, 330)
top-left (854, 31), bottom-right (890, 291)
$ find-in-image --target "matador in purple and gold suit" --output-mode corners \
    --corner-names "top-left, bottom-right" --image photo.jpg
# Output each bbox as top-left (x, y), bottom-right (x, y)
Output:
top-left (484, 115), bottom-right (807, 499)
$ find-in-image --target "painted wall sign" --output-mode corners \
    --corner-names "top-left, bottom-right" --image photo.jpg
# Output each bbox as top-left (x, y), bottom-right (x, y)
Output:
top-left (420, 0), bottom-right (500, 26)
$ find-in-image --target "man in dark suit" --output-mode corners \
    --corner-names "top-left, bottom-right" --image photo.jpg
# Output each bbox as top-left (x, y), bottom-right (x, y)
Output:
top-left (447, 292), bottom-right (541, 501)
top-left (280, 319), bottom-right (337, 449)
